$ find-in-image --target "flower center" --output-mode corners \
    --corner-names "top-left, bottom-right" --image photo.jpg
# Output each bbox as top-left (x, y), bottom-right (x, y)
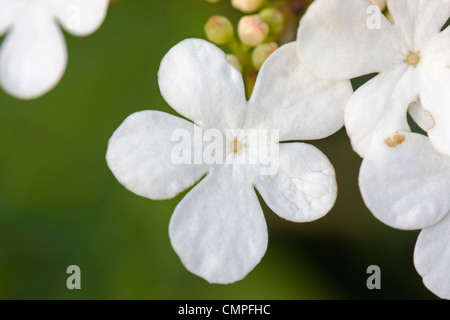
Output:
top-left (231, 138), bottom-right (243, 153)
top-left (406, 51), bottom-right (420, 66)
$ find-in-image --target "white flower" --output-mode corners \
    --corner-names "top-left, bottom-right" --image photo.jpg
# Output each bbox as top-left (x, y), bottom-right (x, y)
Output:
top-left (0, 0), bottom-right (109, 99)
top-left (297, 0), bottom-right (450, 157)
top-left (359, 132), bottom-right (450, 299)
top-left (106, 38), bottom-right (352, 284)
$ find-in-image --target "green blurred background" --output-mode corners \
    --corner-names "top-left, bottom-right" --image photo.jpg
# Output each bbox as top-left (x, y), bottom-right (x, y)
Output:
top-left (0, 0), bottom-right (437, 299)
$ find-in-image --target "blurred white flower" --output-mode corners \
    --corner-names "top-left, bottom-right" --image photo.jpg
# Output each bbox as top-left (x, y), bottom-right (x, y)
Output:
top-left (359, 131), bottom-right (450, 299)
top-left (0, 0), bottom-right (108, 99)
top-left (106, 38), bottom-right (351, 284)
top-left (297, 0), bottom-right (450, 157)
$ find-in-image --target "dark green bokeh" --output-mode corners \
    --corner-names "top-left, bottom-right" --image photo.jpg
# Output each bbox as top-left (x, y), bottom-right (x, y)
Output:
top-left (0, 0), bottom-right (437, 299)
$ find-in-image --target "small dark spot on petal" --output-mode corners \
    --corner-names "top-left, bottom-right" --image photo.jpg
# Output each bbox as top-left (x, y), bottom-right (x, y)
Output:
top-left (384, 133), bottom-right (406, 147)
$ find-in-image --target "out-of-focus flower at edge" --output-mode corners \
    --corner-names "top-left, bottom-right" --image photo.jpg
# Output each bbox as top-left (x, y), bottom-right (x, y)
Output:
top-left (359, 132), bottom-right (450, 299)
top-left (204, 0), bottom-right (313, 97)
top-left (106, 38), bottom-right (352, 284)
top-left (297, 0), bottom-right (450, 158)
top-left (0, 0), bottom-right (109, 100)
top-left (297, 0), bottom-right (450, 299)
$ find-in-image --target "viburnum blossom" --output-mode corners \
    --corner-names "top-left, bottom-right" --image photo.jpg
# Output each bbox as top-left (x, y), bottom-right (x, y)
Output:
top-left (106, 38), bottom-right (352, 283)
top-left (297, 0), bottom-right (450, 157)
top-left (359, 132), bottom-right (450, 299)
top-left (0, 0), bottom-right (108, 99)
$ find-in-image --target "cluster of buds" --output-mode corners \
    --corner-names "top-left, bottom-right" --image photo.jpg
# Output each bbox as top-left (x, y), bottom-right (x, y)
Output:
top-left (204, 0), bottom-right (312, 96)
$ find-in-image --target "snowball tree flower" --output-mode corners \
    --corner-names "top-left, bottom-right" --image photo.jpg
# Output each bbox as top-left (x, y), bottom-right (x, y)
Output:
top-left (297, 0), bottom-right (450, 157)
top-left (359, 131), bottom-right (450, 299)
top-left (0, 0), bottom-right (109, 99)
top-left (106, 38), bottom-right (352, 284)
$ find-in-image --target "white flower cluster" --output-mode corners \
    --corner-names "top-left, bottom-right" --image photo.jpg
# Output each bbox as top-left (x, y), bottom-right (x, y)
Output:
top-left (0, 0), bottom-right (108, 99)
top-left (2, 0), bottom-right (449, 299)
top-left (297, 0), bottom-right (450, 299)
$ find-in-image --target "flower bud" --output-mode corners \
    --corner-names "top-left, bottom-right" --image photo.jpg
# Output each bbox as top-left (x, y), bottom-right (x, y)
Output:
top-left (370, 0), bottom-right (386, 11)
top-left (226, 54), bottom-right (243, 73)
top-left (231, 0), bottom-right (264, 13)
top-left (204, 15), bottom-right (234, 45)
top-left (258, 8), bottom-right (285, 36)
top-left (237, 15), bottom-right (269, 47)
top-left (252, 42), bottom-right (278, 70)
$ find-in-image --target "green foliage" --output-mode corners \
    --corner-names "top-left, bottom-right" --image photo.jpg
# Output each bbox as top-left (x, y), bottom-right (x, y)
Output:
top-left (0, 0), bottom-right (437, 300)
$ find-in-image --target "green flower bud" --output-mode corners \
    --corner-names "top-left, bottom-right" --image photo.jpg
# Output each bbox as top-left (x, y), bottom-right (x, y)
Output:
top-left (237, 15), bottom-right (269, 47)
top-left (231, 0), bottom-right (264, 13)
top-left (204, 15), bottom-right (234, 45)
top-left (252, 42), bottom-right (278, 70)
top-left (259, 8), bottom-right (285, 36)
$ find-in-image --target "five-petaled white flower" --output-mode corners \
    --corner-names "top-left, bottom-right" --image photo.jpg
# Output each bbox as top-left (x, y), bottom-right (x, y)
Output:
top-left (297, 0), bottom-right (450, 157)
top-left (106, 38), bottom-right (352, 284)
top-left (359, 131), bottom-right (450, 299)
top-left (0, 0), bottom-right (109, 99)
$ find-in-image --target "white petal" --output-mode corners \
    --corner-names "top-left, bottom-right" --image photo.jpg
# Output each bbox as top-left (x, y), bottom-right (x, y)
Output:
top-left (49, 0), bottom-right (109, 36)
top-left (106, 110), bottom-right (208, 200)
top-left (255, 143), bottom-right (337, 223)
top-left (345, 65), bottom-right (418, 157)
top-left (169, 167), bottom-right (268, 284)
top-left (418, 67), bottom-right (450, 157)
top-left (246, 42), bottom-right (351, 141)
top-left (414, 212), bottom-right (450, 300)
top-left (422, 26), bottom-right (450, 68)
top-left (408, 99), bottom-right (435, 132)
top-left (0, 0), bottom-right (13, 34)
top-left (359, 132), bottom-right (450, 230)
top-left (158, 39), bottom-right (247, 130)
top-left (297, 0), bottom-right (405, 80)
top-left (0, 7), bottom-right (67, 99)
top-left (386, 0), bottom-right (450, 49)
